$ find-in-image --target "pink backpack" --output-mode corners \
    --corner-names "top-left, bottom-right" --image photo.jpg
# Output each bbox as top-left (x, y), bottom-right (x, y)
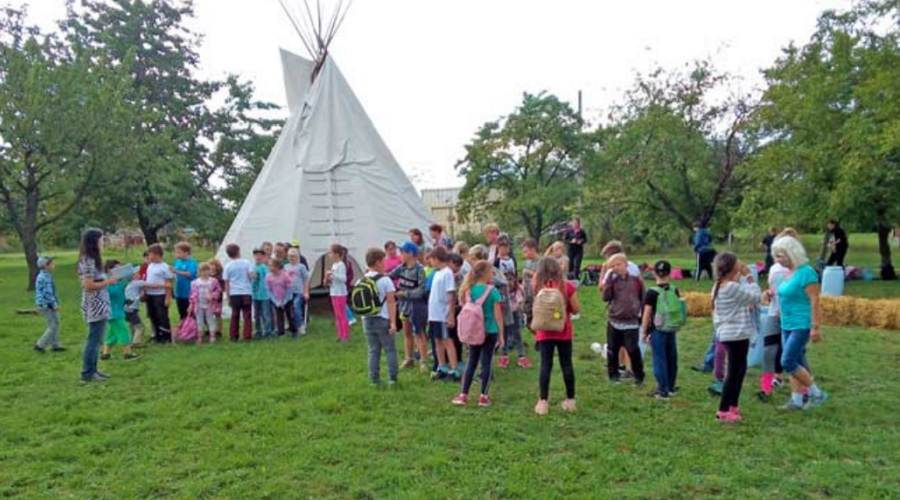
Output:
top-left (176, 315), bottom-right (198, 342)
top-left (457, 285), bottom-right (495, 346)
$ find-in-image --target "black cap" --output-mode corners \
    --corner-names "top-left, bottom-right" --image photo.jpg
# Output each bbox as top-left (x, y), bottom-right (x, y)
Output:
top-left (654, 260), bottom-right (672, 276)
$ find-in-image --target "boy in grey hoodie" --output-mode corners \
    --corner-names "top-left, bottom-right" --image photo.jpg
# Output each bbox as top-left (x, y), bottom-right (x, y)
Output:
top-left (391, 242), bottom-right (430, 371)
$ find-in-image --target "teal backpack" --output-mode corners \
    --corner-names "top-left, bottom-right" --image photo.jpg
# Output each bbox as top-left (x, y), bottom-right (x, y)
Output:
top-left (652, 286), bottom-right (687, 332)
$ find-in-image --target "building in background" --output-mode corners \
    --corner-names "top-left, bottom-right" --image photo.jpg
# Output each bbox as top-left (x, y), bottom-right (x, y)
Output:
top-left (420, 188), bottom-right (484, 238)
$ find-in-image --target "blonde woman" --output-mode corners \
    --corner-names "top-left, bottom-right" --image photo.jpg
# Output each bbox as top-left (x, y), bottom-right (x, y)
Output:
top-left (770, 236), bottom-right (828, 411)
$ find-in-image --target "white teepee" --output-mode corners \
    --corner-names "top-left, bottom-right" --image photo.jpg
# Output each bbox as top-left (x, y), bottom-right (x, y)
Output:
top-left (216, 2), bottom-right (432, 289)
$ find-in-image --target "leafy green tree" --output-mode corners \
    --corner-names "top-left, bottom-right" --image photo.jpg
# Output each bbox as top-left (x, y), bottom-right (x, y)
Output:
top-left (0, 7), bottom-right (130, 289)
top-left (748, 1), bottom-right (899, 278)
top-left (456, 92), bottom-right (592, 245)
top-left (585, 62), bottom-right (754, 248)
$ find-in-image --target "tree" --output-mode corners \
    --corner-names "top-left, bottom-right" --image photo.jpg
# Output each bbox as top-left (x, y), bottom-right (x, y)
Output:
top-left (748, 1), bottom-right (899, 279)
top-left (0, 7), bottom-right (129, 289)
top-left (455, 92), bottom-right (592, 245)
top-left (584, 62), bottom-right (754, 247)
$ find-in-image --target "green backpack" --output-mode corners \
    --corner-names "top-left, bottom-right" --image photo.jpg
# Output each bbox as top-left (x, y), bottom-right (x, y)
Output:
top-left (350, 274), bottom-right (385, 317)
top-left (652, 286), bottom-right (687, 332)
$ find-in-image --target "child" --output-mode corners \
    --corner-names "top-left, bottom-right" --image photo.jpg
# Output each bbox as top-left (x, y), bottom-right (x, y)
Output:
top-left (189, 262), bottom-right (221, 343)
top-left (447, 252), bottom-right (467, 371)
top-left (711, 253), bottom-right (761, 422)
top-left (208, 258), bottom-right (226, 341)
top-left (223, 244), bottom-right (256, 342)
top-left (286, 248), bottom-right (310, 336)
top-left (170, 241), bottom-right (198, 320)
top-left (390, 241), bottom-right (430, 371)
top-left (758, 255), bottom-right (790, 400)
top-left (453, 241), bottom-right (472, 279)
top-left (545, 241), bottom-right (569, 277)
top-left (602, 253), bottom-right (645, 386)
top-left (641, 260), bottom-right (681, 400)
top-left (452, 261), bottom-right (505, 406)
top-left (520, 239), bottom-right (540, 332)
top-left (34, 256), bottom-right (64, 353)
top-left (361, 247), bottom-right (399, 385)
top-left (533, 257), bottom-right (581, 415)
top-left (499, 268), bottom-right (531, 368)
top-left (428, 246), bottom-right (460, 381)
top-left (101, 260), bottom-right (141, 361)
top-left (144, 243), bottom-right (174, 344)
top-left (266, 259), bottom-right (295, 337)
top-left (384, 241), bottom-right (403, 274)
top-left (251, 248), bottom-right (274, 339)
top-left (124, 273), bottom-right (146, 347)
top-left (326, 244), bottom-right (351, 342)
top-left (495, 239), bottom-right (516, 276)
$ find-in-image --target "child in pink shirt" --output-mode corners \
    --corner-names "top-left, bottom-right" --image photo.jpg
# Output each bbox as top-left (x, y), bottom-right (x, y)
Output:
top-left (265, 260), bottom-right (295, 337)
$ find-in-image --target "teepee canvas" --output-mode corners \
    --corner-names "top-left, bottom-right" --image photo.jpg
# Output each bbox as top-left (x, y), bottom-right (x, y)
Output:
top-left (217, 2), bottom-right (432, 288)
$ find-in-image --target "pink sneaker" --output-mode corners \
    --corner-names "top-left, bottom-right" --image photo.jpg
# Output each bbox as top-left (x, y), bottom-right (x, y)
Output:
top-left (451, 394), bottom-right (468, 406)
top-left (517, 356), bottom-right (532, 369)
top-left (716, 411), bottom-right (738, 423)
top-left (729, 407), bottom-right (743, 421)
top-left (535, 399), bottom-right (549, 416)
top-left (478, 395), bottom-right (492, 407)
top-left (498, 356), bottom-right (509, 369)
top-left (561, 399), bottom-right (577, 412)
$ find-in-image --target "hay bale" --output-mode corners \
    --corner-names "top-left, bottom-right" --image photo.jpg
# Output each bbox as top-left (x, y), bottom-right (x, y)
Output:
top-left (682, 292), bottom-right (712, 318)
top-left (859, 299), bottom-right (900, 330)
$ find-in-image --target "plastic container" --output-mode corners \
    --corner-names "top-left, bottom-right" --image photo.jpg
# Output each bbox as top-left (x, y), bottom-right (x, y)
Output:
top-left (821, 266), bottom-right (845, 297)
top-left (747, 306), bottom-right (766, 368)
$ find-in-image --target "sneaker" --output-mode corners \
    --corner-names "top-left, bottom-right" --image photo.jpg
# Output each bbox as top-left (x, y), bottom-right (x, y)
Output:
top-left (649, 390), bottom-right (670, 400)
top-left (772, 377), bottom-right (784, 389)
top-left (535, 399), bottom-right (549, 416)
top-left (716, 411), bottom-right (737, 423)
top-left (81, 373), bottom-right (107, 383)
top-left (349, 318), bottom-right (357, 326)
top-left (387, 380), bottom-right (397, 388)
top-left (669, 386), bottom-right (680, 396)
top-left (401, 359), bottom-right (415, 369)
top-left (100, 354), bottom-right (111, 361)
top-left (478, 395), bottom-right (492, 407)
top-left (561, 399), bottom-right (577, 412)
top-left (299, 326), bottom-right (307, 335)
top-left (634, 378), bottom-right (645, 388)
top-left (729, 407), bottom-right (743, 422)
top-left (609, 377), bottom-right (622, 385)
top-left (517, 357), bottom-right (532, 369)
top-left (708, 380), bottom-right (724, 396)
top-left (571, 314), bottom-right (581, 321)
top-left (34, 345), bottom-right (46, 354)
top-left (498, 356), bottom-right (509, 369)
top-left (451, 370), bottom-right (462, 382)
top-left (621, 370), bottom-right (634, 380)
top-left (778, 401), bottom-right (805, 412)
top-left (431, 370), bottom-right (448, 382)
top-left (124, 352), bottom-right (142, 361)
top-left (691, 365), bottom-right (713, 373)
top-left (452, 394), bottom-right (468, 406)
top-left (803, 391), bottom-right (829, 410)
top-left (95, 372), bottom-right (110, 380)
top-left (51, 346), bottom-right (67, 352)
top-left (419, 361), bottom-right (430, 373)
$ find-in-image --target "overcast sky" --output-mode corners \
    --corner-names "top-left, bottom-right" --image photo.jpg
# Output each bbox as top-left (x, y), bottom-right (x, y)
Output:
top-left (27, 0), bottom-right (853, 190)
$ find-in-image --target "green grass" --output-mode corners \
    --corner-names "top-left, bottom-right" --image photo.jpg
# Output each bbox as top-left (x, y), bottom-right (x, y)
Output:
top-left (2, 254), bottom-right (900, 498)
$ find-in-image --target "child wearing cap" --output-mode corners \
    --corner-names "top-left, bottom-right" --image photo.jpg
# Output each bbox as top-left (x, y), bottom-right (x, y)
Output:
top-left (34, 256), bottom-right (64, 353)
top-left (390, 241), bottom-right (430, 371)
top-left (641, 260), bottom-right (681, 399)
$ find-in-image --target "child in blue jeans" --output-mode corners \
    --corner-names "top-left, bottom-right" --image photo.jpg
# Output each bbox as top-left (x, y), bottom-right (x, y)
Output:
top-left (641, 261), bottom-right (682, 400)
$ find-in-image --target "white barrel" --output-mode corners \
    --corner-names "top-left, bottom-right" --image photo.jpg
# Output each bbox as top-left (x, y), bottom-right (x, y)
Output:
top-left (821, 266), bottom-right (844, 297)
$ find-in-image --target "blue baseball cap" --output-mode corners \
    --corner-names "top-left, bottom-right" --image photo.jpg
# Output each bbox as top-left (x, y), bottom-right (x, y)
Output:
top-left (399, 241), bottom-right (419, 256)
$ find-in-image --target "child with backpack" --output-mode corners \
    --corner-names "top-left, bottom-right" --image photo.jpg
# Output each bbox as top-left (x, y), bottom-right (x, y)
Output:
top-left (640, 261), bottom-right (686, 400)
top-left (532, 257), bottom-right (580, 415)
top-left (712, 253), bottom-right (761, 423)
top-left (355, 248), bottom-right (398, 385)
top-left (602, 253), bottom-right (646, 386)
top-left (326, 244), bottom-right (351, 342)
top-left (452, 261), bottom-right (504, 407)
top-left (390, 241), bottom-right (430, 371)
top-left (469, 244), bottom-right (524, 371)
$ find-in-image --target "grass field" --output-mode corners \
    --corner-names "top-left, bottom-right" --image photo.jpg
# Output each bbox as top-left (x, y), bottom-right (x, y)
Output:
top-left (1, 248), bottom-right (899, 498)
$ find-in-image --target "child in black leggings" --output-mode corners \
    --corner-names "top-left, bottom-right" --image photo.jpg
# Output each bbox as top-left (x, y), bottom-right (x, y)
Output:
top-left (531, 257), bottom-right (581, 416)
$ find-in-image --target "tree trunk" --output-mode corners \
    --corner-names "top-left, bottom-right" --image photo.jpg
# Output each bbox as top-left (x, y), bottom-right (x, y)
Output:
top-left (20, 225), bottom-right (40, 291)
top-left (876, 222), bottom-right (897, 280)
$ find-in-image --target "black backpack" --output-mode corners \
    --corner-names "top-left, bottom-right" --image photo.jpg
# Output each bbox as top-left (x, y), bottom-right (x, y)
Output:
top-left (350, 274), bottom-right (385, 316)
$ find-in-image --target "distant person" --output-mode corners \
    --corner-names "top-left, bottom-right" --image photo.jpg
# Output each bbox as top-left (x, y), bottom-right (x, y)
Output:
top-left (251, 248), bottom-right (273, 339)
top-left (77, 228), bottom-right (121, 382)
top-left (34, 256), bottom-right (64, 353)
top-left (144, 243), bottom-right (174, 344)
top-left (265, 259), bottom-right (294, 337)
top-left (565, 218), bottom-right (587, 280)
top-left (208, 258), bottom-right (226, 341)
top-left (691, 222), bottom-right (716, 280)
top-left (429, 223), bottom-right (453, 250)
top-left (223, 243), bottom-right (256, 342)
top-left (520, 239), bottom-right (541, 332)
top-left (391, 242), bottom-right (429, 371)
top-left (286, 248), bottom-right (311, 336)
top-left (189, 262), bottom-right (222, 343)
top-left (545, 241), bottom-right (570, 278)
top-left (761, 226), bottom-right (778, 274)
top-left (428, 246), bottom-right (460, 381)
top-left (383, 241), bottom-right (403, 275)
top-left (484, 223), bottom-right (515, 266)
top-left (822, 219), bottom-right (848, 267)
top-left (408, 229), bottom-right (431, 263)
top-left (170, 242), bottom-right (198, 320)
top-left (100, 260), bottom-right (141, 361)
top-left (325, 244), bottom-right (351, 342)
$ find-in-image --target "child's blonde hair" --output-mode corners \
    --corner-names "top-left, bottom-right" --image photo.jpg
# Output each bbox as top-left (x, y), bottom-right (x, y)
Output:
top-left (460, 261), bottom-right (493, 300)
top-left (469, 244), bottom-right (489, 262)
top-left (546, 241), bottom-right (565, 256)
top-left (199, 262), bottom-right (211, 273)
top-left (606, 252), bottom-right (628, 266)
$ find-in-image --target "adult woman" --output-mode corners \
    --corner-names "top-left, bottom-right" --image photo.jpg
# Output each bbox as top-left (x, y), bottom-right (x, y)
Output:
top-left (78, 228), bottom-right (121, 382)
top-left (771, 235), bottom-right (828, 410)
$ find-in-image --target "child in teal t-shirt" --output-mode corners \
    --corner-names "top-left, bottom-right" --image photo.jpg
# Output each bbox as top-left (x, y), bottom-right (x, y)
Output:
top-left (251, 249), bottom-right (273, 337)
top-left (452, 261), bottom-right (505, 407)
top-left (101, 260), bottom-right (141, 361)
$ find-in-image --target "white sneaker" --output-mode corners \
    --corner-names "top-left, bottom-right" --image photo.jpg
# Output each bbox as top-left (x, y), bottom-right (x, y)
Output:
top-left (571, 314), bottom-right (581, 321)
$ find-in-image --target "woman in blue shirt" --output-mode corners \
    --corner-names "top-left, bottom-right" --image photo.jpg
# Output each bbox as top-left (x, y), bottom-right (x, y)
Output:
top-left (771, 236), bottom-right (828, 411)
